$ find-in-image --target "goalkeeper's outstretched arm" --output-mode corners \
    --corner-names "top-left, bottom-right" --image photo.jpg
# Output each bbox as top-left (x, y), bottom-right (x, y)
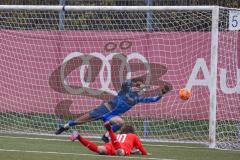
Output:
top-left (137, 84), bottom-right (172, 103)
top-left (137, 95), bottom-right (161, 103)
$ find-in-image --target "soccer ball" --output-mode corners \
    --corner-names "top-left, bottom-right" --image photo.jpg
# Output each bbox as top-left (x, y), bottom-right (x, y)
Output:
top-left (179, 88), bottom-right (191, 100)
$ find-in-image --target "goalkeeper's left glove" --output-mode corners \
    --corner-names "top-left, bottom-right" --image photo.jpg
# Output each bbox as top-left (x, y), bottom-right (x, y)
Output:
top-left (159, 84), bottom-right (172, 96)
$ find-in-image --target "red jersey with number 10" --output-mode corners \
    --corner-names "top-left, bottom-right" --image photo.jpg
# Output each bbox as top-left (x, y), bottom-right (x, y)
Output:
top-left (104, 133), bottom-right (147, 155)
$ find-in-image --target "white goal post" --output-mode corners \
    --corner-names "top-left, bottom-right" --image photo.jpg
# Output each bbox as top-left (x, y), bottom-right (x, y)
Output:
top-left (0, 5), bottom-right (239, 150)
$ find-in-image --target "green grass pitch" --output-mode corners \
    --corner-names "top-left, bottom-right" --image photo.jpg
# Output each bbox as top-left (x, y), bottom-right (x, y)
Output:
top-left (0, 134), bottom-right (239, 160)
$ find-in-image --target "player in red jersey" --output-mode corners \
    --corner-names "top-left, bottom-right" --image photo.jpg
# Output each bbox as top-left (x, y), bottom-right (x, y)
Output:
top-left (69, 123), bottom-right (147, 156)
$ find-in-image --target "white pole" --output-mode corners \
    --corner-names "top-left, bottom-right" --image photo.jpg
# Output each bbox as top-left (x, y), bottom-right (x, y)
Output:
top-left (209, 6), bottom-right (219, 149)
top-left (64, 5), bottom-right (217, 11)
top-left (0, 5), bottom-right (63, 11)
top-left (0, 5), bottom-right (217, 11)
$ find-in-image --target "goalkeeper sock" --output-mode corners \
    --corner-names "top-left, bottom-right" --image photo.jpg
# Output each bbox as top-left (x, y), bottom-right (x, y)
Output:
top-left (108, 128), bottom-right (121, 150)
top-left (111, 124), bottom-right (122, 132)
top-left (78, 136), bottom-right (98, 153)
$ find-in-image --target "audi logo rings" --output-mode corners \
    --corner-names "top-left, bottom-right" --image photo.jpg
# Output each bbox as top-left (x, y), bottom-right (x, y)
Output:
top-left (60, 52), bottom-right (151, 96)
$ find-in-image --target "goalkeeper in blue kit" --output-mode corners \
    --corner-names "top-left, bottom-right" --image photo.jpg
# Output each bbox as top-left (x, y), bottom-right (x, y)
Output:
top-left (55, 78), bottom-right (172, 142)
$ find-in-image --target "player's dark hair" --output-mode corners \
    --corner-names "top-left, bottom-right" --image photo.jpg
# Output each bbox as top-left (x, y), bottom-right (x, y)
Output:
top-left (131, 78), bottom-right (144, 88)
top-left (131, 78), bottom-right (144, 84)
top-left (120, 125), bottom-right (135, 134)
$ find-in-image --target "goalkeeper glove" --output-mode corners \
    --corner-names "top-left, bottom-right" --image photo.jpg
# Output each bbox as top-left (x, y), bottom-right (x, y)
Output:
top-left (159, 84), bottom-right (172, 96)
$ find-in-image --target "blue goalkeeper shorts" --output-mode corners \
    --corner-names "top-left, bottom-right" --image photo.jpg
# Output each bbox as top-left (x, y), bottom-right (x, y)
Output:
top-left (89, 104), bottom-right (110, 121)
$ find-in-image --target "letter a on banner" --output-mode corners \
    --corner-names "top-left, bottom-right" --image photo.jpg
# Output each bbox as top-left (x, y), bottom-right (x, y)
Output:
top-left (186, 58), bottom-right (211, 90)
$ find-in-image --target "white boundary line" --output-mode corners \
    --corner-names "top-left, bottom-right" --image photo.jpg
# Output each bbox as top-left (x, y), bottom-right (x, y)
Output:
top-left (0, 148), bottom-right (175, 160)
top-left (3, 135), bottom-right (239, 152)
top-left (0, 135), bottom-right (68, 142)
top-left (0, 135), bottom-right (207, 149)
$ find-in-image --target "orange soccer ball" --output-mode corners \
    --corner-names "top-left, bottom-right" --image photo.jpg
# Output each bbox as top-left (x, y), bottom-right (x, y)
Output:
top-left (179, 88), bottom-right (191, 100)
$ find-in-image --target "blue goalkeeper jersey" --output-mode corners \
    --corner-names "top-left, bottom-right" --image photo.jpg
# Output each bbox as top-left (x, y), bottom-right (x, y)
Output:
top-left (102, 80), bottom-right (161, 121)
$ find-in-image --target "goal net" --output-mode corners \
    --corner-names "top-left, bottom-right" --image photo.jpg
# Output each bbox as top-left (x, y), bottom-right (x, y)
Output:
top-left (0, 5), bottom-right (239, 150)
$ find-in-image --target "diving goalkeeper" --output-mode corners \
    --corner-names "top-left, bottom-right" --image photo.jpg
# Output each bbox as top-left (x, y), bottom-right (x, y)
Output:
top-left (55, 79), bottom-right (172, 142)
